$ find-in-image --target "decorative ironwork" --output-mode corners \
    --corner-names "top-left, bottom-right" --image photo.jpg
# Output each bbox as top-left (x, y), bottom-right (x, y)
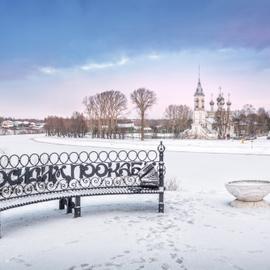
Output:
top-left (0, 144), bottom-right (165, 201)
top-left (158, 141), bottom-right (165, 213)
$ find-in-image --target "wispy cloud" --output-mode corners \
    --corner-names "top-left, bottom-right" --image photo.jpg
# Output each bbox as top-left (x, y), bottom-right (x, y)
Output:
top-left (80, 56), bottom-right (129, 71)
top-left (147, 53), bottom-right (161, 60)
top-left (38, 56), bottom-right (130, 75)
top-left (39, 66), bottom-right (59, 75)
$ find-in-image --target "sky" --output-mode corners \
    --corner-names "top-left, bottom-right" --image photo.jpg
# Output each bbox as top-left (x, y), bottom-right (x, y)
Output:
top-left (0, 0), bottom-right (270, 119)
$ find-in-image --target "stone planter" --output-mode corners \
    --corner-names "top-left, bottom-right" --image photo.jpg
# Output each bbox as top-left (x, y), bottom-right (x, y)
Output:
top-left (225, 180), bottom-right (270, 207)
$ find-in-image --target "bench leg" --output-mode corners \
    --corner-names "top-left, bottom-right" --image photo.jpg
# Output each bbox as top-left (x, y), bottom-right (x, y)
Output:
top-left (158, 192), bottom-right (164, 213)
top-left (74, 196), bottom-right (81, 218)
top-left (0, 211), bottom-right (2, 238)
top-left (59, 198), bottom-right (66, 210)
top-left (66, 197), bottom-right (73, 214)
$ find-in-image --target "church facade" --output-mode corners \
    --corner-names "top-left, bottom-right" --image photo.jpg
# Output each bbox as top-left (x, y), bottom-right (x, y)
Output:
top-left (185, 77), bottom-right (234, 139)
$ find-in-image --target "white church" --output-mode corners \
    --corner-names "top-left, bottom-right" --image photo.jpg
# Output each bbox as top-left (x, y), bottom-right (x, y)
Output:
top-left (185, 76), bottom-right (235, 139)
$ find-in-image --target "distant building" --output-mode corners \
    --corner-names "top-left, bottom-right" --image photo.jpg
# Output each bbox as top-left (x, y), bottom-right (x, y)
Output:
top-left (117, 120), bottom-right (135, 129)
top-left (185, 76), bottom-right (234, 139)
top-left (14, 121), bottom-right (23, 127)
top-left (2, 120), bottom-right (14, 129)
top-left (1, 119), bottom-right (45, 134)
top-left (134, 126), bottom-right (152, 132)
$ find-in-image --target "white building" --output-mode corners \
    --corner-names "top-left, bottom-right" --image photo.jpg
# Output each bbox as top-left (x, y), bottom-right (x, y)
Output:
top-left (185, 77), bottom-right (234, 139)
top-left (117, 122), bottom-right (135, 129)
top-left (1, 120), bottom-right (14, 129)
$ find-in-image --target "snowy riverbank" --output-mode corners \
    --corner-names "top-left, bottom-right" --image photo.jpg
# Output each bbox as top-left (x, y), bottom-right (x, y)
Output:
top-left (1, 134), bottom-right (270, 269)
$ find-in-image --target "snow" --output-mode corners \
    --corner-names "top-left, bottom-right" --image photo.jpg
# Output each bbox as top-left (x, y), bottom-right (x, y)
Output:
top-left (1, 134), bottom-right (270, 270)
top-left (34, 135), bottom-right (270, 155)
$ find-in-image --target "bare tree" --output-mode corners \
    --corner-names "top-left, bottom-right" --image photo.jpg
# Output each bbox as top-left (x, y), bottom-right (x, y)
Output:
top-left (232, 110), bottom-right (242, 137)
top-left (83, 90), bottom-right (127, 138)
top-left (231, 105), bottom-right (269, 137)
top-left (215, 108), bottom-right (231, 139)
top-left (45, 113), bottom-right (88, 138)
top-left (131, 88), bottom-right (156, 141)
top-left (241, 104), bottom-right (256, 116)
top-left (164, 104), bottom-right (192, 137)
top-left (106, 90), bottom-right (127, 136)
top-left (83, 95), bottom-right (97, 134)
top-left (257, 107), bottom-right (269, 135)
top-left (71, 111), bottom-right (88, 137)
top-left (232, 106), bottom-right (270, 137)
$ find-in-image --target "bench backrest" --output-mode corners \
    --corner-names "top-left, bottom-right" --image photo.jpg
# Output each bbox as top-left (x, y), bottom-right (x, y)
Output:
top-left (0, 142), bottom-right (165, 200)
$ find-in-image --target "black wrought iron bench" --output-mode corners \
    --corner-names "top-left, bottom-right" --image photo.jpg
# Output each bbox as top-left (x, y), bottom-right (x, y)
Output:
top-left (0, 142), bottom-right (165, 237)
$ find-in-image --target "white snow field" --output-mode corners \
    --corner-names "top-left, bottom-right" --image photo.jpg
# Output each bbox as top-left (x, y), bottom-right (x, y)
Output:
top-left (1, 134), bottom-right (270, 270)
top-left (34, 135), bottom-right (270, 155)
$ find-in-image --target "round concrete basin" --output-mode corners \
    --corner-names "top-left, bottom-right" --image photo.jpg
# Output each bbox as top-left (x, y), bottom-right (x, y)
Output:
top-left (225, 180), bottom-right (270, 202)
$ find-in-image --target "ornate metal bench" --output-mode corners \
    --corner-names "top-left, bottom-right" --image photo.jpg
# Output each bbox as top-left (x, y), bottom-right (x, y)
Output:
top-left (0, 142), bottom-right (165, 237)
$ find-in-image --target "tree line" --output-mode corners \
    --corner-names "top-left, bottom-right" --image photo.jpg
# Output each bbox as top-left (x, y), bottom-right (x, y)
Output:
top-left (45, 112), bottom-right (88, 137)
top-left (164, 105), bottom-right (193, 137)
top-left (83, 90), bottom-right (128, 139)
top-left (233, 105), bottom-right (270, 137)
top-left (44, 88), bottom-right (270, 140)
top-left (44, 88), bottom-right (192, 140)
top-left (82, 88), bottom-right (160, 140)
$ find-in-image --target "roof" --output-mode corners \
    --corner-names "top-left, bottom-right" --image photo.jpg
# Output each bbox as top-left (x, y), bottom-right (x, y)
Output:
top-left (194, 79), bottom-right (205, 96)
top-left (117, 123), bottom-right (134, 128)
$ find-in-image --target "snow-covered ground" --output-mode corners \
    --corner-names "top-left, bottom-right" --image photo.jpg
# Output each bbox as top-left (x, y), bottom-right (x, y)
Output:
top-left (1, 134), bottom-right (270, 270)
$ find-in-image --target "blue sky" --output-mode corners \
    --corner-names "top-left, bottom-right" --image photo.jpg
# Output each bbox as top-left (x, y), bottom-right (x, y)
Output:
top-left (0, 0), bottom-right (270, 118)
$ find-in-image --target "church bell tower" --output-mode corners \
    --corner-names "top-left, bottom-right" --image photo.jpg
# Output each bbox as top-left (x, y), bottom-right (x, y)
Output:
top-left (193, 69), bottom-right (206, 127)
